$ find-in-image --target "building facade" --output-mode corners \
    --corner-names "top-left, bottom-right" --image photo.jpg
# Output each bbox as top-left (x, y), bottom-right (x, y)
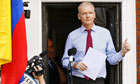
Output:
top-left (24, 0), bottom-right (136, 84)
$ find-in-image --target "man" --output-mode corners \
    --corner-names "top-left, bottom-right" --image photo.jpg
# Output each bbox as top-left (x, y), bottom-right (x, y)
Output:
top-left (48, 39), bottom-right (67, 84)
top-left (62, 2), bottom-right (131, 84)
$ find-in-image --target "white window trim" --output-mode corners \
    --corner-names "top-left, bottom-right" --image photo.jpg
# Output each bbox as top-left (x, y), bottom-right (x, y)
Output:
top-left (37, 0), bottom-right (136, 84)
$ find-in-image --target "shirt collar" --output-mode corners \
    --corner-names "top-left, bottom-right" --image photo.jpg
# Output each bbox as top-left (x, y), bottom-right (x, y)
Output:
top-left (80, 24), bottom-right (97, 33)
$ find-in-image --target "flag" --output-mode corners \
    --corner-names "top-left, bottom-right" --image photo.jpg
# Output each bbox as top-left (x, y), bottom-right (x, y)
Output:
top-left (1, 0), bottom-right (28, 84)
top-left (0, 0), bottom-right (12, 66)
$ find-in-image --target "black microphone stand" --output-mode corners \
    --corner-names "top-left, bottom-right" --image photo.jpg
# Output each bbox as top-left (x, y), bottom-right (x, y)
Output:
top-left (67, 48), bottom-right (77, 84)
top-left (68, 59), bottom-right (73, 84)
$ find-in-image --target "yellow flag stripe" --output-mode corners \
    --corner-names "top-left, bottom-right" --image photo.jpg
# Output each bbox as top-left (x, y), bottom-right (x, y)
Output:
top-left (0, 0), bottom-right (12, 65)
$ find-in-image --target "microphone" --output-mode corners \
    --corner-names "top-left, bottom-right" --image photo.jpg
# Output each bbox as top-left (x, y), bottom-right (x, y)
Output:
top-left (68, 48), bottom-right (77, 83)
top-left (68, 48), bottom-right (77, 62)
top-left (39, 49), bottom-right (48, 57)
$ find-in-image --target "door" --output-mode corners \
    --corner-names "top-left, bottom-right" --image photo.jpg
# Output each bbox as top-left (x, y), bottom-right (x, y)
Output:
top-left (42, 2), bottom-right (122, 84)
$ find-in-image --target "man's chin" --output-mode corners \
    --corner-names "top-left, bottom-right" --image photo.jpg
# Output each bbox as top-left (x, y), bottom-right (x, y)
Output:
top-left (83, 23), bottom-right (93, 26)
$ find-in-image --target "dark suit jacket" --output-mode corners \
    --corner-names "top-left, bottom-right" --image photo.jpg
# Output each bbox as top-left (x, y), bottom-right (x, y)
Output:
top-left (48, 60), bottom-right (61, 84)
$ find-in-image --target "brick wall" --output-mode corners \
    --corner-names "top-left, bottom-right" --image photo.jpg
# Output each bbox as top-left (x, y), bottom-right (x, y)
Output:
top-left (137, 0), bottom-right (140, 84)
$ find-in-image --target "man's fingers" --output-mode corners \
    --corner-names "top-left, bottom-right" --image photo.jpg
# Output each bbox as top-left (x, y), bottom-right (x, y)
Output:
top-left (77, 62), bottom-right (88, 71)
top-left (81, 62), bottom-right (88, 69)
top-left (124, 38), bottom-right (128, 44)
top-left (77, 64), bottom-right (86, 71)
top-left (34, 66), bottom-right (37, 71)
top-left (37, 65), bottom-right (42, 70)
top-left (124, 38), bottom-right (131, 50)
top-left (34, 66), bottom-right (43, 71)
top-left (126, 43), bottom-right (131, 50)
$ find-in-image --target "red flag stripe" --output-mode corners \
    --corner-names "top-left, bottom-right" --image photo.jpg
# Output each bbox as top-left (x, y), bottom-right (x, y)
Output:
top-left (1, 12), bottom-right (27, 84)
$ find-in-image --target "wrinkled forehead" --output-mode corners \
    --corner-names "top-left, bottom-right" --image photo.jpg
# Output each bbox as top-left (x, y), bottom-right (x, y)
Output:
top-left (79, 5), bottom-right (95, 13)
top-left (78, 3), bottom-right (95, 13)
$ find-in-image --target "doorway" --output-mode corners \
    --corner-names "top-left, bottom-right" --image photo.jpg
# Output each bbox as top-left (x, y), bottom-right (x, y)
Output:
top-left (42, 2), bottom-right (122, 84)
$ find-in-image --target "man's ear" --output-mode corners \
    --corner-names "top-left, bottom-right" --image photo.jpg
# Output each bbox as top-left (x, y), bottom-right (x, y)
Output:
top-left (94, 12), bottom-right (96, 18)
top-left (78, 13), bottom-right (81, 20)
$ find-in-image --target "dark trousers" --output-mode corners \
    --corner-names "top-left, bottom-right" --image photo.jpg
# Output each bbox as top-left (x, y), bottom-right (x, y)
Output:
top-left (72, 76), bottom-right (105, 84)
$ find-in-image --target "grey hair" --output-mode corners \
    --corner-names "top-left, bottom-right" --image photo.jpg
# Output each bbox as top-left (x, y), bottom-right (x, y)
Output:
top-left (78, 2), bottom-right (95, 13)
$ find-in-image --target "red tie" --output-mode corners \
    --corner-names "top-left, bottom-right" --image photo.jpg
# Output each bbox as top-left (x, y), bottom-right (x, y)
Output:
top-left (86, 29), bottom-right (93, 52)
top-left (85, 29), bottom-right (93, 80)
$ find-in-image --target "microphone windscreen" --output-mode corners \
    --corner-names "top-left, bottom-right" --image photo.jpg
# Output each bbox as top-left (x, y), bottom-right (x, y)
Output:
top-left (68, 48), bottom-right (77, 56)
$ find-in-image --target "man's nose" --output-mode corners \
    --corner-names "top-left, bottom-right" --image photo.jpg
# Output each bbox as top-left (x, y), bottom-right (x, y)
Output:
top-left (86, 13), bottom-right (90, 17)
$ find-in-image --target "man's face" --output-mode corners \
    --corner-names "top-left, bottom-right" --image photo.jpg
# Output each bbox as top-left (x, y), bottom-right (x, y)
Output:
top-left (48, 39), bottom-right (54, 60)
top-left (78, 5), bottom-right (96, 27)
